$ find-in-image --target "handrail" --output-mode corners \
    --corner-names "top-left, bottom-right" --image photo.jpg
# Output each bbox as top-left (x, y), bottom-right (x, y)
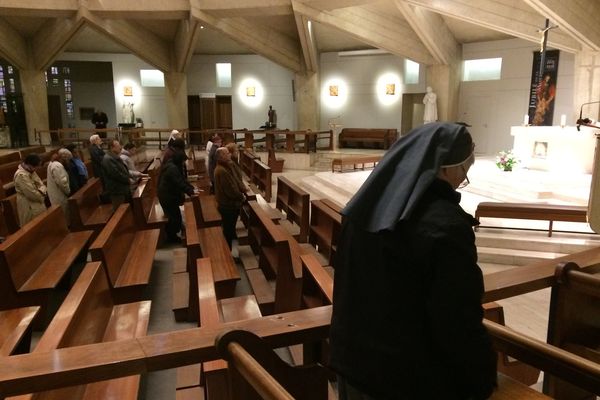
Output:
top-left (226, 341), bottom-right (294, 400)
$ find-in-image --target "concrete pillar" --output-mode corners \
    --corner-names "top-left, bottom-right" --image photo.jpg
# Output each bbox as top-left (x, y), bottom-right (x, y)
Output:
top-left (164, 72), bottom-right (188, 129)
top-left (20, 69), bottom-right (49, 146)
top-left (574, 51), bottom-right (600, 121)
top-left (426, 63), bottom-right (461, 123)
top-left (294, 71), bottom-right (319, 130)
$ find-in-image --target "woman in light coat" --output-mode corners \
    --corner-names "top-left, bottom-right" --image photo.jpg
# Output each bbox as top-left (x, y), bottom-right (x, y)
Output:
top-left (14, 154), bottom-right (47, 227)
top-left (47, 148), bottom-right (72, 221)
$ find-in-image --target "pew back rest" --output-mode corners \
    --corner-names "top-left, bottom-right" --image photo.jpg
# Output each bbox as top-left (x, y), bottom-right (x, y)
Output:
top-left (132, 164), bottom-right (161, 227)
top-left (1, 193), bottom-right (20, 235)
top-left (90, 204), bottom-right (137, 287)
top-left (68, 177), bottom-right (102, 226)
top-left (251, 159), bottom-right (272, 202)
top-left (19, 146), bottom-right (46, 160)
top-left (0, 206), bottom-right (68, 290)
top-left (275, 176), bottom-right (309, 243)
top-left (241, 149), bottom-right (259, 178)
top-left (0, 152), bottom-right (21, 165)
top-left (0, 160), bottom-right (21, 185)
top-left (34, 261), bottom-right (114, 351)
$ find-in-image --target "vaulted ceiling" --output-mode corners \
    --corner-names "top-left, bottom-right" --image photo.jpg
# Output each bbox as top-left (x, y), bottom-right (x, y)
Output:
top-left (0, 0), bottom-right (598, 74)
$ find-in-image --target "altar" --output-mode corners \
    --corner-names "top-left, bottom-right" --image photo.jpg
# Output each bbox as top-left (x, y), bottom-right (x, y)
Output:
top-left (511, 125), bottom-right (598, 174)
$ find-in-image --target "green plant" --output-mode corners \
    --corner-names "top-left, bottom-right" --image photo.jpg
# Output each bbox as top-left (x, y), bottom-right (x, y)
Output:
top-left (496, 150), bottom-right (518, 171)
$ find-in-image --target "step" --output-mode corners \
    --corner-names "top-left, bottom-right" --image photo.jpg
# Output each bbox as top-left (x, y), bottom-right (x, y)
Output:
top-left (477, 246), bottom-right (566, 266)
top-left (475, 231), bottom-right (598, 254)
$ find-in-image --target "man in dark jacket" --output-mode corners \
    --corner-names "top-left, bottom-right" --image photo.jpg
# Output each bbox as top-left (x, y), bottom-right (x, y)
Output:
top-left (101, 140), bottom-right (131, 210)
top-left (158, 150), bottom-right (195, 243)
top-left (89, 134), bottom-right (105, 188)
top-left (330, 123), bottom-right (497, 400)
top-left (214, 147), bottom-right (244, 249)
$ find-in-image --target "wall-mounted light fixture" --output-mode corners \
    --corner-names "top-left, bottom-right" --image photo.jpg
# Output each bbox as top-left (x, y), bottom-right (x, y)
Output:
top-left (322, 78), bottom-right (348, 109)
top-left (123, 86), bottom-right (133, 97)
top-left (246, 86), bottom-right (256, 97)
top-left (238, 78), bottom-right (263, 107)
top-left (376, 72), bottom-right (401, 106)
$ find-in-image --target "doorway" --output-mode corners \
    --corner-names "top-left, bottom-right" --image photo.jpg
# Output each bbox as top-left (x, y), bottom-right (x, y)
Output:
top-left (401, 93), bottom-right (425, 135)
top-left (188, 95), bottom-right (232, 130)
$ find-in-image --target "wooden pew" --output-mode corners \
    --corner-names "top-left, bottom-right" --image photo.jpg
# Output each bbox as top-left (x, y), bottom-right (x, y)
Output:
top-left (19, 146), bottom-right (46, 160)
top-left (544, 261), bottom-right (600, 399)
top-left (89, 203), bottom-right (160, 303)
top-left (251, 158), bottom-right (272, 202)
top-left (474, 202), bottom-right (588, 237)
top-left (267, 148), bottom-right (284, 172)
top-left (0, 161), bottom-right (21, 199)
top-left (331, 155), bottom-right (382, 172)
top-left (240, 149), bottom-right (259, 179)
top-left (275, 176), bottom-right (309, 243)
top-left (0, 306), bottom-right (40, 356)
top-left (309, 199), bottom-right (342, 266)
top-left (246, 201), bottom-right (304, 315)
top-left (0, 205), bottom-right (92, 322)
top-left (339, 128), bottom-right (397, 149)
top-left (176, 258), bottom-right (262, 399)
top-left (68, 177), bottom-right (113, 234)
top-left (9, 261), bottom-right (150, 400)
top-left (131, 161), bottom-right (167, 230)
top-left (190, 194), bottom-right (221, 228)
top-left (1, 193), bottom-right (20, 236)
top-left (176, 202), bottom-right (241, 321)
top-left (0, 152), bottom-right (21, 165)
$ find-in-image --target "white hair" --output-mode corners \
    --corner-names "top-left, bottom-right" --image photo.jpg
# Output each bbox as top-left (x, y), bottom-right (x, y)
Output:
top-left (58, 148), bottom-right (72, 159)
top-left (90, 134), bottom-right (100, 144)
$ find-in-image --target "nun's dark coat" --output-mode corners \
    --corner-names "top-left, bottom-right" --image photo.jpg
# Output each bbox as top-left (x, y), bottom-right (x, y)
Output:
top-left (330, 123), bottom-right (497, 400)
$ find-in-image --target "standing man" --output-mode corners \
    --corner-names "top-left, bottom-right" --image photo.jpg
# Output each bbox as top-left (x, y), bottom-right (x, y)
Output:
top-left (102, 140), bottom-right (131, 210)
top-left (214, 147), bottom-right (245, 249)
top-left (92, 109), bottom-right (108, 138)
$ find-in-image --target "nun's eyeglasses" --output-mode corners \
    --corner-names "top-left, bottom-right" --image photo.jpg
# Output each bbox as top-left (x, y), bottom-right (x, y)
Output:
top-left (458, 165), bottom-right (470, 189)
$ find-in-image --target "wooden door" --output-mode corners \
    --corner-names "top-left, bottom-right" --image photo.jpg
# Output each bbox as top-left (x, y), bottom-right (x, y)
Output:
top-left (47, 95), bottom-right (62, 130)
top-left (200, 98), bottom-right (216, 130)
top-left (187, 95), bottom-right (201, 129)
top-left (216, 95), bottom-right (232, 129)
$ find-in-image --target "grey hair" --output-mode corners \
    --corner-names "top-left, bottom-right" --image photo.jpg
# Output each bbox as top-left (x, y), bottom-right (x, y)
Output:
top-left (58, 148), bottom-right (72, 159)
top-left (89, 134), bottom-right (100, 144)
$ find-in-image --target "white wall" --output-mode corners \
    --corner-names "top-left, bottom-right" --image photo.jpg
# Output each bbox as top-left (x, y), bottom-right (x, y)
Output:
top-left (188, 54), bottom-right (296, 130)
top-left (319, 52), bottom-right (426, 131)
top-left (459, 38), bottom-right (574, 155)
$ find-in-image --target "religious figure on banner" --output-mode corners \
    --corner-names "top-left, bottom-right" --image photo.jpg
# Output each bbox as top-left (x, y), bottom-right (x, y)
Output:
top-left (423, 86), bottom-right (438, 124)
top-left (532, 74), bottom-right (556, 126)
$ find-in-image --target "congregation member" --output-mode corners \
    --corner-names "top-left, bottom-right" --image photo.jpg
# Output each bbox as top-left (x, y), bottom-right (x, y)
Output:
top-left (162, 138), bottom-right (186, 169)
top-left (102, 140), bottom-right (131, 210)
top-left (89, 134), bottom-right (105, 189)
top-left (14, 153), bottom-right (47, 227)
top-left (47, 149), bottom-right (73, 220)
top-left (65, 143), bottom-right (88, 192)
top-left (166, 129), bottom-right (181, 148)
top-left (158, 150), bottom-right (195, 244)
top-left (120, 142), bottom-right (149, 189)
top-left (330, 122), bottom-right (497, 400)
top-left (225, 143), bottom-right (246, 193)
top-left (214, 147), bottom-right (245, 249)
top-left (208, 134), bottom-right (222, 194)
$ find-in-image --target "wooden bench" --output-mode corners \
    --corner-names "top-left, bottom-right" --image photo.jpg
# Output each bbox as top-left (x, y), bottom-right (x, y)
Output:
top-left (0, 160), bottom-right (21, 199)
top-left (190, 194), bottom-right (221, 228)
top-left (250, 158), bottom-right (272, 202)
top-left (0, 306), bottom-right (40, 356)
top-left (12, 261), bottom-right (150, 400)
top-left (267, 149), bottom-right (284, 172)
top-left (0, 205), bottom-right (92, 324)
top-left (175, 202), bottom-right (241, 321)
top-left (544, 261), bottom-right (600, 398)
top-left (131, 162), bottom-right (167, 230)
top-left (245, 200), bottom-right (305, 315)
top-left (339, 128), bottom-right (397, 149)
top-left (275, 176), bottom-right (309, 243)
top-left (474, 202), bottom-right (588, 237)
top-left (331, 155), bottom-right (382, 172)
top-left (89, 203), bottom-right (160, 303)
top-left (309, 199), bottom-right (343, 266)
top-left (240, 149), bottom-right (259, 179)
top-left (0, 152), bottom-right (21, 165)
top-left (19, 146), bottom-right (46, 160)
top-left (1, 193), bottom-right (20, 236)
top-left (68, 177), bottom-right (114, 234)
top-left (176, 258), bottom-right (262, 399)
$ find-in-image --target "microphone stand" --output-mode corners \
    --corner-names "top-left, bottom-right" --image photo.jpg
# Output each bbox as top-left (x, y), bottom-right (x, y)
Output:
top-left (576, 101), bottom-right (600, 131)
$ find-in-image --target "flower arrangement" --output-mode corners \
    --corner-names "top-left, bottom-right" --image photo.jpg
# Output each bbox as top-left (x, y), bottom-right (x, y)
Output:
top-left (496, 150), bottom-right (518, 171)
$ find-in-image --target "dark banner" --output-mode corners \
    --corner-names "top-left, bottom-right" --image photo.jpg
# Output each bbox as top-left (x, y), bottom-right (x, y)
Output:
top-left (528, 49), bottom-right (560, 126)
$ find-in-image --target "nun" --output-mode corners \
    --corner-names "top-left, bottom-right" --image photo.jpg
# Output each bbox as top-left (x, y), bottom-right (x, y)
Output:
top-left (330, 122), bottom-right (497, 400)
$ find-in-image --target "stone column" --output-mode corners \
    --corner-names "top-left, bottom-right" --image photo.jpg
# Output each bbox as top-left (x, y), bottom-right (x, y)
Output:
top-left (425, 63), bottom-right (460, 123)
top-left (573, 51), bottom-right (600, 121)
top-left (20, 69), bottom-right (49, 146)
top-left (294, 71), bottom-right (319, 130)
top-left (164, 72), bottom-right (188, 129)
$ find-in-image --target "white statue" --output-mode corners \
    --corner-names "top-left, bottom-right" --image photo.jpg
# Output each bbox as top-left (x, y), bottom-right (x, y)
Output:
top-left (422, 86), bottom-right (438, 124)
top-left (122, 102), bottom-right (135, 124)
